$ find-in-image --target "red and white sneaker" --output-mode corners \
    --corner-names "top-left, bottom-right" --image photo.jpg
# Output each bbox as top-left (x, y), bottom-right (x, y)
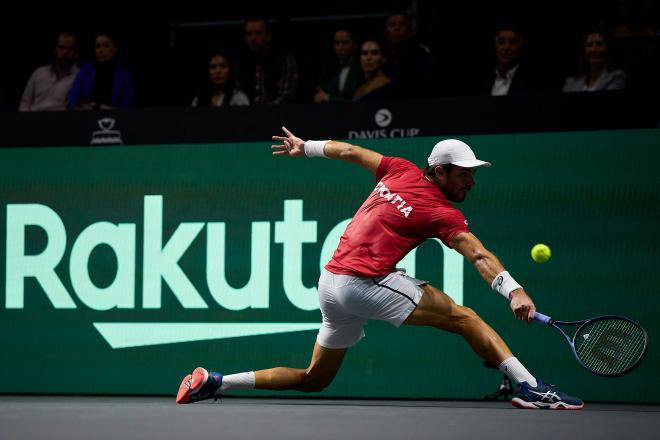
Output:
top-left (176, 367), bottom-right (223, 404)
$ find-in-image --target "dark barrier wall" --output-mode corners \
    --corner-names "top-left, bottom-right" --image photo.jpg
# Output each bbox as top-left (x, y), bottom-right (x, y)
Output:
top-left (1, 129), bottom-right (658, 401)
top-left (1, 92), bottom-right (657, 147)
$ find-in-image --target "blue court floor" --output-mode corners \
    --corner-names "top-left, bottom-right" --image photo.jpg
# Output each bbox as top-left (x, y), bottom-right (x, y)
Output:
top-left (1, 396), bottom-right (659, 440)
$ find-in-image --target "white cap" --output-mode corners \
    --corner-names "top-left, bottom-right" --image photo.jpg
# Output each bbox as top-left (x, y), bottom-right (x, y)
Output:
top-left (427, 139), bottom-right (491, 168)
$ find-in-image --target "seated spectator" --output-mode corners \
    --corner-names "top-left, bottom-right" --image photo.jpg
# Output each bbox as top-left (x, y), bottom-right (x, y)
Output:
top-left (313, 29), bottom-right (364, 103)
top-left (234, 17), bottom-right (297, 104)
top-left (467, 24), bottom-right (542, 96)
top-left (382, 12), bottom-right (433, 97)
top-left (563, 29), bottom-right (626, 92)
top-left (353, 38), bottom-right (391, 99)
top-left (69, 32), bottom-right (134, 110)
top-left (606, 0), bottom-right (658, 91)
top-left (192, 52), bottom-right (249, 106)
top-left (19, 31), bottom-right (79, 111)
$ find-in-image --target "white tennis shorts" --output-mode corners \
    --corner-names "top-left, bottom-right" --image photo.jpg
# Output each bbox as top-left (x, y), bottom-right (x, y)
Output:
top-left (316, 268), bottom-right (426, 349)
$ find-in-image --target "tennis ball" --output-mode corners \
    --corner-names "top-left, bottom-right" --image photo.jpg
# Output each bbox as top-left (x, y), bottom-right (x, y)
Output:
top-left (531, 243), bottom-right (551, 263)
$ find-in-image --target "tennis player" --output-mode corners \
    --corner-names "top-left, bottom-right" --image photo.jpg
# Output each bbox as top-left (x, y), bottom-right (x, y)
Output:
top-left (177, 127), bottom-right (584, 409)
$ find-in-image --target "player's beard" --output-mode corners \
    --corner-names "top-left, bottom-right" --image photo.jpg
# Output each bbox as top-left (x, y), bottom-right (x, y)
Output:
top-left (443, 188), bottom-right (468, 203)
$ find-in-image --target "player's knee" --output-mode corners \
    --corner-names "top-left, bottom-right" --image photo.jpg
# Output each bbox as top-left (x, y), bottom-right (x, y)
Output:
top-left (298, 370), bottom-right (332, 393)
top-left (453, 305), bottom-right (482, 331)
top-left (300, 375), bottom-right (331, 393)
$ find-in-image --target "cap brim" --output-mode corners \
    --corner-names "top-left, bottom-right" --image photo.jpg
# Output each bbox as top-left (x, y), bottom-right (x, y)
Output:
top-left (451, 160), bottom-right (492, 168)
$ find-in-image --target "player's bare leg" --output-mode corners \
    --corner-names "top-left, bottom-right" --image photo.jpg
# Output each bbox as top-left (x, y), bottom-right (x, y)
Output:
top-left (255, 342), bottom-right (347, 392)
top-left (177, 342), bottom-right (347, 403)
top-left (404, 284), bottom-right (512, 366)
top-left (403, 284), bottom-right (583, 409)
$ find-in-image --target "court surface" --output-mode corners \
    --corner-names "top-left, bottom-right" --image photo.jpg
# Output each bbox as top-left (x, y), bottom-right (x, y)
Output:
top-left (1, 396), bottom-right (658, 440)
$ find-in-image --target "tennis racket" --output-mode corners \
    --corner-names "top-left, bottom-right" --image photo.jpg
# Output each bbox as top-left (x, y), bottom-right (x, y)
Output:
top-left (534, 312), bottom-right (648, 377)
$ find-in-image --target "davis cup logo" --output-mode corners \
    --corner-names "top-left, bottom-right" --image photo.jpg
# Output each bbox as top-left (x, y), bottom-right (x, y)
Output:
top-left (347, 108), bottom-right (419, 138)
top-left (375, 108), bottom-right (392, 127)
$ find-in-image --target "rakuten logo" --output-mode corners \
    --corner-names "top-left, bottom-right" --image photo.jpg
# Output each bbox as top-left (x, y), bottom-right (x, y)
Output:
top-left (4, 196), bottom-right (464, 348)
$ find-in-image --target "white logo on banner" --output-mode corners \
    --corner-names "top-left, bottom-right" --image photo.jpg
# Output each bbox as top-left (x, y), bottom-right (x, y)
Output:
top-left (349, 108), bottom-right (420, 139)
top-left (90, 118), bottom-right (123, 145)
top-left (375, 108), bottom-right (393, 127)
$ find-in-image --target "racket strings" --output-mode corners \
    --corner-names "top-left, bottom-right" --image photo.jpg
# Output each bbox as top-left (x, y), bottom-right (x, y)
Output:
top-left (574, 318), bottom-right (646, 376)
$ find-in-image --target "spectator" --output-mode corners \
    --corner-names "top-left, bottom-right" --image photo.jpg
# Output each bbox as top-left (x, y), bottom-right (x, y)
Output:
top-left (19, 31), bottom-right (79, 111)
top-left (69, 32), bottom-right (135, 110)
top-left (606, 0), bottom-right (658, 91)
top-left (353, 38), bottom-right (391, 100)
top-left (234, 17), bottom-right (298, 104)
top-left (562, 29), bottom-right (626, 92)
top-left (382, 12), bottom-right (433, 97)
top-left (467, 25), bottom-right (541, 96)
top-left (313, 29), bottom-right (364, 103)
top-left (192, 52), bottom-right (249, 106)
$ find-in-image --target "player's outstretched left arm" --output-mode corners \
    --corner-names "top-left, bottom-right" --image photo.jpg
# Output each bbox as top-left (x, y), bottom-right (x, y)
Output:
top-left (450, 232), bottom-right (536, 322)
top-left (271, 126), bottom-right (383, 173)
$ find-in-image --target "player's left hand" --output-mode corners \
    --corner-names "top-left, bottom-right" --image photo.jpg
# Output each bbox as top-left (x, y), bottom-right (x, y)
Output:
top-left (509, 289), bottom-right (536, 322)
top-left (271, 126), bottom-right (305, 157)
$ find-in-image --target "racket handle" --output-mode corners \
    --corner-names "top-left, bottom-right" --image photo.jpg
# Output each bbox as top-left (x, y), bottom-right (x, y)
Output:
top-left (534, 312), bottom-right (553, 324)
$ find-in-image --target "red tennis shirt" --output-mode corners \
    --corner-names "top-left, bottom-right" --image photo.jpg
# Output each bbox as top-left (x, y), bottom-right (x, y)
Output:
top-left (325, 156), bottom-right (470, 277)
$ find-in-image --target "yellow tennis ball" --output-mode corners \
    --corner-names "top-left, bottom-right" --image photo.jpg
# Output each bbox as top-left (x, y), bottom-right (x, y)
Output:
top-left (531, 244), bottom-right (551, 263)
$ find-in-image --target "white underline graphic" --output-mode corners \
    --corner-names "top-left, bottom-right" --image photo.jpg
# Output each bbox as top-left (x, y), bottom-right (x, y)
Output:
top-left (93, 322), bottom-right (321, 349)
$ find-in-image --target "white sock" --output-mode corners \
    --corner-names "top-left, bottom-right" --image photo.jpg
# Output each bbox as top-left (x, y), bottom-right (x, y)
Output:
top-left (498, 357), bottom-right (537, 387)
top-left (219, 371), bottom-right (256, 393)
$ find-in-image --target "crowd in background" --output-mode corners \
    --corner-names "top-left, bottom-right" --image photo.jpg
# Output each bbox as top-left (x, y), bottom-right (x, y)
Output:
top-left (13, 0), bottom-right (660, 112)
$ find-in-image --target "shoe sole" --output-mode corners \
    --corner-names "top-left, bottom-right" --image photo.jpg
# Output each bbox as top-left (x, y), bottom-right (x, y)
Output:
top-left (176, 367), bottom-right (209, 404)
top-left (511, 397), bottom-right (584, 410)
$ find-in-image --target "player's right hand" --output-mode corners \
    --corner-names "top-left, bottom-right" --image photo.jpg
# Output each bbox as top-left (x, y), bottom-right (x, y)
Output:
top-left (271, 126), bottom-right (305, 157)
top-left (509, 289), bottom-right (536, 323)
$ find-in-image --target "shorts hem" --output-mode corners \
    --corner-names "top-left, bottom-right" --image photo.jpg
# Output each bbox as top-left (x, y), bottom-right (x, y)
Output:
top-left (391, 300), bottom-right (418, 327)
top-left (316, 335), bottom-right (364, 349)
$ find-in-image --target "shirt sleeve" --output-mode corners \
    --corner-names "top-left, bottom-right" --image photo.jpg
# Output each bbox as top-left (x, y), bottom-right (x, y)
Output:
top-left (68, 65), bottom-right (86, 109)
top-left (274, 54), bottom-right (298, 104)
top-left (606, 71), bottom-right (626, 91)
top-left (376, 157), bottom-right (414, 181)
top-left (117, 70), bottom-right (135, 108)
top-left (19, 70), bottom-right (38, 111)
top-left (433, 208), bottom-right (470, 247)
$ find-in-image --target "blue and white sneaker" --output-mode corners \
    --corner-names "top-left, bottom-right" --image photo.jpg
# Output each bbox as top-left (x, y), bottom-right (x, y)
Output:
top-left (176, 367), bottom-right (223, 404)
top-left (511, 379), bottom-right (584, 410)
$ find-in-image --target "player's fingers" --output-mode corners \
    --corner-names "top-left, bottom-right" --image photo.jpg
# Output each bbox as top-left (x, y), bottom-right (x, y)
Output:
top-left (272, 147), bottom-right (290, 155)
top-left (272, 136), bottom-right (287, 141)
top-left (281, 126), bottom-right (294, 137)
top-left (271, 145), bottom-right (287, 150)
top-left (272, 150), bottom-right (290, 156)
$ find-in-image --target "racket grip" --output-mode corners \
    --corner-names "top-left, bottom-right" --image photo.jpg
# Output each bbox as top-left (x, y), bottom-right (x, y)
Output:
top-left (534, 312), bottom-right (552, 324)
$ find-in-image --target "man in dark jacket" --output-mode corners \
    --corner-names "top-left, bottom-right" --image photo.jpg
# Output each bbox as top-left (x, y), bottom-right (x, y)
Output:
top-left (467, 25), bottom-right (543, 96)
top-left (235, 18), bottom-right (298, 104)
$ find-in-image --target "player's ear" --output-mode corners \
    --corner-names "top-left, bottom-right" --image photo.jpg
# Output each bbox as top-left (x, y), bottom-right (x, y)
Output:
top-left (434, 165), bottom-right (447, 180)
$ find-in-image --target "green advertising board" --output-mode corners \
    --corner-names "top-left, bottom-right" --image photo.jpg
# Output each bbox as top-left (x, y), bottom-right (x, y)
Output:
top-left (1, 129), bottom-right (658, 402)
